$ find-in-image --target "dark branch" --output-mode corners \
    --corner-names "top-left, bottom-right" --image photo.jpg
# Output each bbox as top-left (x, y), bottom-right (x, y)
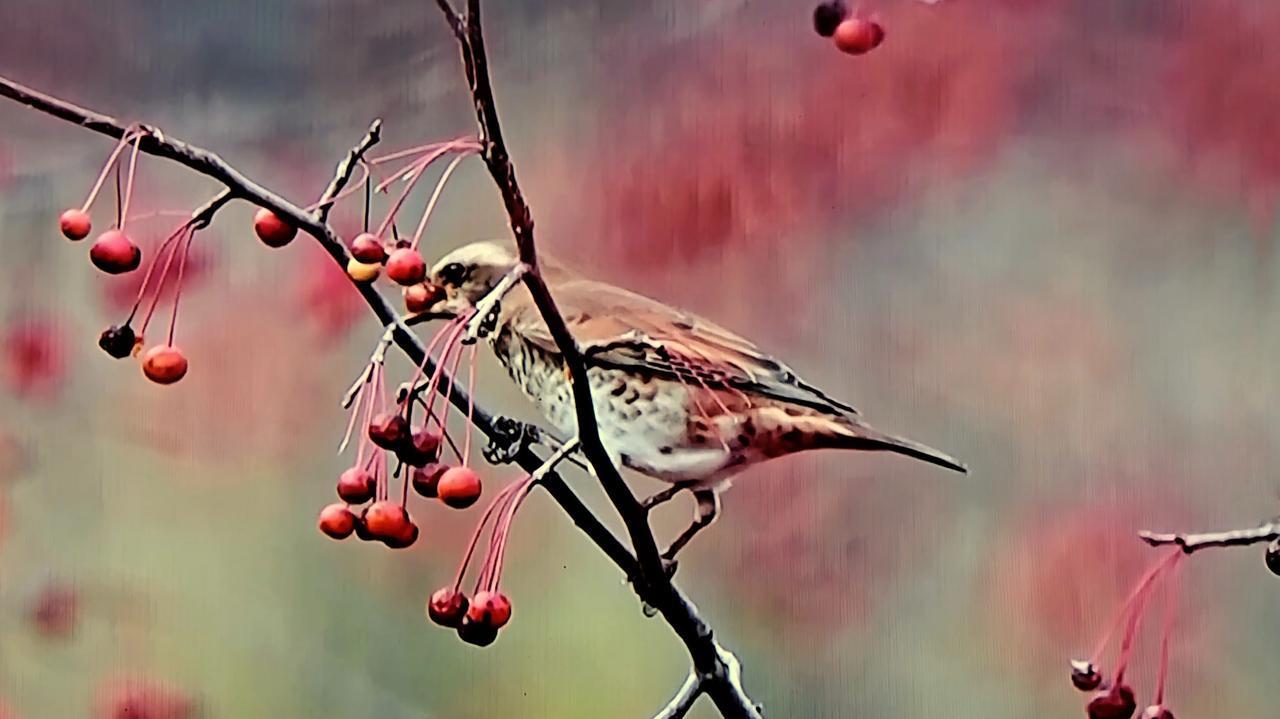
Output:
top-left (317, 118), bottom-right (382, 221)
top-left (434, 5), bottom-right (762, 717)
top-left (0, 71), bottom-right (637, 581)
top-left (1139, 517), bottom-right (1279, 553)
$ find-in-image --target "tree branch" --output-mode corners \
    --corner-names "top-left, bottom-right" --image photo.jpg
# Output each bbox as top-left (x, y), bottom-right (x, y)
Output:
top-left (0, 5), bottom-right (765, 710)
top-left (433, 3), bottom-right (762, 716)
top-left (1139, 517), bottom-right (1280, 553)
top-left (316, 118), bottom-right (381, 221)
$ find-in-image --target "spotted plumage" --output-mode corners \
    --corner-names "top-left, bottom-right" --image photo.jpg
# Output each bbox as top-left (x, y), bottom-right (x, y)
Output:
top-left (425, 241), bottom-right (966, 559)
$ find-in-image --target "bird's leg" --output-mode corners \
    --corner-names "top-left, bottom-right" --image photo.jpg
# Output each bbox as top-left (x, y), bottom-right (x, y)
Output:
top-left (463, 262), bottom-right (528, 343)
top-left (641, 483), bottom-right (691, 512)
top-left (660, 489), bottom-right (721, 573)
top-left (482, 415), bottom-right (542, 465)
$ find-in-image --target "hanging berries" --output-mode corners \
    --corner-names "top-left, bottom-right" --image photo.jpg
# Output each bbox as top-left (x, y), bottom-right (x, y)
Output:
top-left (403, 283), bottom-right (445, 314)
top-left (437, 466), bottom-right (482, 509)
top-left (397, 428), bottom-right (442, 467)
top-left (1070, 660), bottom-right (1104, 692)
top-left (1141, 706), bottom-right (1175, 719)
top-left (467, 591), bottom-right (512, 630)
top-left (386, 248), bottom-right (427, 286)
top-left (346, 258), bottom-right (381, 283)
top-left (252, 208), bottom-right (297, 248)
top-left (336, 467), bottom-right (376, 504)
top-left (427, 587), bottom-right (469, 628)
top-left (140, 345), bottom-right (188, 385)
top-left (368, 412), bottom-right (410, 450)
top-left (350, 233), bottom-right (386, 264)
top-left (59, 209), bottom-right (92, 241)
top-left (317, 504), bottom-right (357, 540)
top-left (89, 230), bottom-right (142, 274)
top-left (411, 463), bottom-right (447, 499)
top-left (1265, 537), bottom-right (1280, 576)
top-left (1087, 683), bottom-right (1136, 719)
top-left (833, 17), bottom-right (885, 56)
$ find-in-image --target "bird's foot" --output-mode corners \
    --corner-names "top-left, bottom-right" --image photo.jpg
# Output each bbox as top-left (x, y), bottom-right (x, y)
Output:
top-left (482, 416), bottom-right (541, 465)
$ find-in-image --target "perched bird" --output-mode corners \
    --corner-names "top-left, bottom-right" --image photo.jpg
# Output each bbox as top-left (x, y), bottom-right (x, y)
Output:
top-left (424, 241), bottom-right (966, 560)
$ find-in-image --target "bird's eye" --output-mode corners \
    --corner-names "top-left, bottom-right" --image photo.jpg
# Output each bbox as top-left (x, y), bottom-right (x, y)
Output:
top-left (438, 262), bottom-right (467, 286)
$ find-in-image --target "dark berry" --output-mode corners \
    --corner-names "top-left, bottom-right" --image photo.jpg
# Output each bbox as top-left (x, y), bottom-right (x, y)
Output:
top-left (467, 591), bottom-right (512, 629)
top-left (98, 324), bottom-right (137, 359)
top-left (1070, 660), bottom-right (1103, 692)
top-left (1265, 537), bottom-right (1280, 577)
top-left (456, 615), bottom-right (498, 647)
top-left (1087, 683), bottom-right (1136, 719)
top-left (397, 428), bottom-right (442, 467)
top-left (368, 413), bottom-right (410, 450)
top-left (812, 1), bottom-right (846, 37)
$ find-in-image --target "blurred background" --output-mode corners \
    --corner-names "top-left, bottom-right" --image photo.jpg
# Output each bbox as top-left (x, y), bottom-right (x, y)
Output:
top-left (1, 0), bottom-right (1278, 716)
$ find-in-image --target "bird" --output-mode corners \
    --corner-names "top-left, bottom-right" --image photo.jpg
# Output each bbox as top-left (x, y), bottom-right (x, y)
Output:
top-left (422, 240), bottom-right (966, 562)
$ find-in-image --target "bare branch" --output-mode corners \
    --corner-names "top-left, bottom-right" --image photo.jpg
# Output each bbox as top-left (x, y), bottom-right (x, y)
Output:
top-left (317, 119), bottom-right (382, 221)
top-left (1139, 517), bottom-right (1280, 553)
top-left (431, 4), bottom-right (764, 716)
top-left (654, 671), bottom-right (703, 719)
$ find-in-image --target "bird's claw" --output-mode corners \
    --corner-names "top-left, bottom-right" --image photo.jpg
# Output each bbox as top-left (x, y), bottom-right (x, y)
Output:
top-left (482, 416), bottom-right (539, 465)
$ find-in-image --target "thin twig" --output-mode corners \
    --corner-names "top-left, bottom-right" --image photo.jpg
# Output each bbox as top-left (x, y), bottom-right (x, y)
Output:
top-left (1138, 518), bottom-right (1280, 553)
top-left (317, 118), bottom-right (382, 221)
top-left (654, 670), bottom-right (703, 719)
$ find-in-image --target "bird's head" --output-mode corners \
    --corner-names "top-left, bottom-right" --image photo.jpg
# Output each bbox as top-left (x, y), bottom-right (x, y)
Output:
top-left (423, 240), bottom-right (520, 318)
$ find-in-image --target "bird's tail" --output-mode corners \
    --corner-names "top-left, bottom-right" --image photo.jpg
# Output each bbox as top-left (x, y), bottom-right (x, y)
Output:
top-left (824, 417), bottom-right (968, 474)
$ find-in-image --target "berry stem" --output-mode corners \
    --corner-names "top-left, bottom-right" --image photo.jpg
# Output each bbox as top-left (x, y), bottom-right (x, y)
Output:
top-left (437, 333), bottom-right (469, 462)
top-left (452, 481), bottom-right (523, 592)
top-left (1114, 549), bottom-right (1181, 683)
top-left (118, 133), bottom-right (144, 231)
top-left (1090, 548), bottom-right (1180, 666)
top-left (1153, 555), bottom-right (1184, 704)
top-left (79, 128), bottom-right (142, 213)
top-left (125, 223), bottom-right (192, 326)
top-left (408, 152), bottom-right (470, 251)
top-left (476, 479), bottom-right (526, 591)
top-left (166, 226), bottom-right (196, 346)
top-left (138, 226), bottom-right (193, 336)
top-left (487, 476), bottom-right (539, 591)
top-left (398, 315), bottom-right (466, 413)
top-left (463, 343), bottom-right (478, 466)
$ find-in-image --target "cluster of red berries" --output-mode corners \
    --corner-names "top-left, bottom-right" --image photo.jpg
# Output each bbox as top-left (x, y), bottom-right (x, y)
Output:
top-left (813, 1), bottom-right (885, 56)
top-left (1071, 549), bottom-right (1185, 719)
top-left (318, 327), bottom-right (485, 549)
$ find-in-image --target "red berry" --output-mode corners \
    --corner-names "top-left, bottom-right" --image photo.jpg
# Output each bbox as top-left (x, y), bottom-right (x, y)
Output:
top-left (1087, 683), bottom-right (1136, 719)
top-left (98, 324), bottom-right (138, 359)
top-left (467, 590), bottom-right (512, 629)
top-left (456, 615), bottom-right (498, 647)
top-left (427, 588), bottom-right (470, 628)
top-left (411, 463), bottom-right (447, 498)
top-left (367, 412), bottom-right (410, 450)
top-left (350, 233), bottom-right (386, 264)
top-left (397, 428), bottom-right (442, 467)
top-left (1070, 660), bottom-right (1103, 692)
top-left (1265, 537), bottom-right (1280, 577)
top-left (89, 230), bottom-right (142, 274)
top-left (363, 500), bottom-right (411, 541)
top-left (336, 467), bottom-right (376, 504)
top-left (403, 283), bottom-right (445, 314)
top-left (317, 503), bottom-right (356, 540)
top-left (437, 466), bottom-right (482, 509)
top-left (382, 519), bottom-right (419, 549)
top-left (1141, 706), bottom-right (1175, 719)
top-left (59, 209), bottom-right (92, 241)
top-left (253, 208), bottom-right (296, 248)
top-left (833, 17), bottom-right (884, 56)
top-left (386, 248), bottom-right (426, 286)
top-left (141, 345), bottom-right (188, 385)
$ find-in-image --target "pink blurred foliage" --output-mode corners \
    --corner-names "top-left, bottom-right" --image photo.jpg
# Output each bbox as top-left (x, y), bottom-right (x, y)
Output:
top-left (984, 501), bottom-right (1155, 652)
top-left (0, 430), bottom-right (28, 486)
top-left (1, 314), bottom-right (67, 402)
top-left (1158, 0), bottom-right (1280, 235)
top-left (565, 2), bottom-right (1035, 272)
top-left (0, 696), bottom-right (16, 719)
top-left (293, 238), bottom-right (364, 343)
top-left (718, 458), bottom-right (943, 638)
top-left (93, 676), bottom-right (196, 719)
top-left (29, 580), bottom-right (78, 640)
top-left (99, 241), bottom-right (215, 315)
top-left (115, 287), bottom-right (338, 467)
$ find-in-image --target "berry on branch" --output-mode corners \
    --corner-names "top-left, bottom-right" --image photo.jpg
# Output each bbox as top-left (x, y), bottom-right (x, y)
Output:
top-left (833, 17), bottom-right (885, 56)
top-left (98, 324), bottom-right (138, 360)
top-left (812, 1), bottom-right (847, 38)
top-left (317, 503), bottom-right (357, 540)
top-left (336, 467), bottom-right (376, 504)
top-left (252, 208), bottom-right (297, 248)
top-left (350, 233), bottom-right (386, 264)
top-left (59, 209), bottom-right (92, 241)
top-left (427, 587), bottom-right (469, 628)
top-left (386, 248), bottom-right (427, 286)
top-left (89, 230), bottom-right (142, 274)
top-left (368, 412), bottom-right (411, 450)
top-left (437, 466), bottom-right (482, 509)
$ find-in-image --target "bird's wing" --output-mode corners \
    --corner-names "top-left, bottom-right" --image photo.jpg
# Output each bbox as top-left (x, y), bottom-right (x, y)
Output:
top-left (502, 279), bottom-right (861, 416)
